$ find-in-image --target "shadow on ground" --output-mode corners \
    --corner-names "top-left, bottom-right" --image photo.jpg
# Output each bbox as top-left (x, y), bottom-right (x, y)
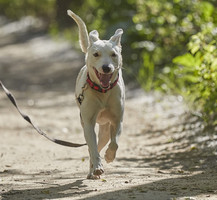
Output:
top-left (119, 114), bottom-right (217, 172)
top-left (80, 171), bottom-right (216, 200)
top-left (1, 169), bottom-right (216, 200)
top-left (2, 179), bottom-right (90, 200)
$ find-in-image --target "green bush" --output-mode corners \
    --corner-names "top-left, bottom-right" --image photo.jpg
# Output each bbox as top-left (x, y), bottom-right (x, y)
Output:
top-left (0, 0), bottom-right (55, 20)
top-left (132, 0), bottom-right (216, 90)
top-left (173, 25), bottom-right (217, 125)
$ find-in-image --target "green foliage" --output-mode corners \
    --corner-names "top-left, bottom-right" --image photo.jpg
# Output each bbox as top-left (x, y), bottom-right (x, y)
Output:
top-left (0, 0), bottom-right (55, 20)
top-left (138, 53), bottom-right (155, 91)
top-left (131, 0), bottom-right (216, 90)
top-left (173, 25), bottom-right (217, 125)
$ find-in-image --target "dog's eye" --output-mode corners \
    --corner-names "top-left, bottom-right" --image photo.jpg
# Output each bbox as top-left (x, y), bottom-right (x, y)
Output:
top-left (111, 53), bottom-right (117, 57)
top-left (93, 52), bottom-right (99, 57)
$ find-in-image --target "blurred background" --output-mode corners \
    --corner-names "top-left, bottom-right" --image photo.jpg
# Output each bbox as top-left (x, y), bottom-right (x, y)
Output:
top-left (0, 0), bottom-right (217, 126)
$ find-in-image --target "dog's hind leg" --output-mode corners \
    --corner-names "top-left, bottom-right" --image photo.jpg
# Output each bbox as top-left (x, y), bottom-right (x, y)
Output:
top-left (97, 123), bottom-right (110, 153)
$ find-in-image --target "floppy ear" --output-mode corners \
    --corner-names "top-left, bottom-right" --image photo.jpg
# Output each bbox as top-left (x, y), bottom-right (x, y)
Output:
top-left (109, 29), bottom-right (123, 47)
top-left (89, 30), bottom-right (99, 45)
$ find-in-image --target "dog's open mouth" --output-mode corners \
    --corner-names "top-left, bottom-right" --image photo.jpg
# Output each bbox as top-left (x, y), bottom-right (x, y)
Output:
top-left (94, 68), bottom-right (113, 88)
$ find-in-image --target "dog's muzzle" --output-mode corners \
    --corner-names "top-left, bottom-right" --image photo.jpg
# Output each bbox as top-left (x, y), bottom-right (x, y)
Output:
top-left (94, 67), bottom-right (113, 88)
top-left (87, 72), bottom-right (119, 93)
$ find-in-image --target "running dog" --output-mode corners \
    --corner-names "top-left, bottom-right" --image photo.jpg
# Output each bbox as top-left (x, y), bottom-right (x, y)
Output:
top-left (67, 10), bottom-right (125, 179)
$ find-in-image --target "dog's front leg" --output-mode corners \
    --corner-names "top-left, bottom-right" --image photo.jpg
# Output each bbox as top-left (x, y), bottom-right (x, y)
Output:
top-left (84, 123), bottom-right (104, 179)
top-left (80, 109), bottom-right (104, 179)
top-left (105, 121), bottom-right (122, 163)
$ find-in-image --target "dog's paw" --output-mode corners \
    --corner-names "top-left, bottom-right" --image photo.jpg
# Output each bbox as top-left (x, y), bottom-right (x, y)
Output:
top-left (86, 167), bottom-right (104, 179)
top-left (87, 173), bottom-right (101, 179)
top-left (93, 167), bottom-right (104, 176)
top-left (105, 148), bottom-right (116, 163)
top-left (105, 144), bottom-right (118, 163)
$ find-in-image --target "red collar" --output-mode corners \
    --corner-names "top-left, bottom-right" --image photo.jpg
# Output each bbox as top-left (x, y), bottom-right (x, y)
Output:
top-left (86, 73), bottom-right (119, 93)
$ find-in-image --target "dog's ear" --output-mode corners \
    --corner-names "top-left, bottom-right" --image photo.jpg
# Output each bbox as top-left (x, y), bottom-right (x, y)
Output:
top-left (89, 30), bottom-right (99, 45)
top-left (109, 29), bottom-right (123, 47)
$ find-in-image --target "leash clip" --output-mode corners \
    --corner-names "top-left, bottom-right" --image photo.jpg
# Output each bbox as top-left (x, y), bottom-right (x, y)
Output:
top-left (77, 94), bottom-right (84, 105)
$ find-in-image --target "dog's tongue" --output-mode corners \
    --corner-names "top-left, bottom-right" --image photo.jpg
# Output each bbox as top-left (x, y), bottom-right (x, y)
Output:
top-left (99, 74), bottom-right (111, 88)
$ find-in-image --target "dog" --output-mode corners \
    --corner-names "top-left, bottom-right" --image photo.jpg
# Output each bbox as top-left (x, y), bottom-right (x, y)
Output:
top-left (67, 10), bottom-right (125, 179)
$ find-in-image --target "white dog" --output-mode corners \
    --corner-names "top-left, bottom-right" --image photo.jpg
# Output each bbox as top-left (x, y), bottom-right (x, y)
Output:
top-left (67, 10), bottom-right (125, 179)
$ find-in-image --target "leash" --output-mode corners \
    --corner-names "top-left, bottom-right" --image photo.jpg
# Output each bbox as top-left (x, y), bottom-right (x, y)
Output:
top-left (0, 81), bottom-right (86, 148)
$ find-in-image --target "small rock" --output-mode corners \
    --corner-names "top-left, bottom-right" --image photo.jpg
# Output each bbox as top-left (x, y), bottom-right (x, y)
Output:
top-left (125, 181), bottom-right (129, 184)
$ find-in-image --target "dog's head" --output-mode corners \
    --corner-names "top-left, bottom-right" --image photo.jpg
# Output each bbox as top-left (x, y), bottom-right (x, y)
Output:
top-left (86, 29), bottom-right (123, 89)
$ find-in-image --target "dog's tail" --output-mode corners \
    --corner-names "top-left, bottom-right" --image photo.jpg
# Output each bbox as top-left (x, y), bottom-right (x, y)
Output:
top-left (67, 10), bottom-right (89, 54)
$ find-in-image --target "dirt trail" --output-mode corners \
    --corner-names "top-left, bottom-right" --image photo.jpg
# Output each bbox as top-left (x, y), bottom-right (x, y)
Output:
top-left (0, 19), bottom-right (217, 200)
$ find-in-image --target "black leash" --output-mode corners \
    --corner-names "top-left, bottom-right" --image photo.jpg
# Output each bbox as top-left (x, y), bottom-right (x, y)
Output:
top-left (0, 81), bottom-right (86, 148)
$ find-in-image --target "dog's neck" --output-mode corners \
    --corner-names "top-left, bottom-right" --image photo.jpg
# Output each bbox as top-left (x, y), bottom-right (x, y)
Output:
top-left (86, 72), bottom-right (119, 93)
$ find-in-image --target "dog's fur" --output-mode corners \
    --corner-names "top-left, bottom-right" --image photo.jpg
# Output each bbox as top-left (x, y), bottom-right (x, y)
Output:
top-left (67, 10), bottom-right (125, 179)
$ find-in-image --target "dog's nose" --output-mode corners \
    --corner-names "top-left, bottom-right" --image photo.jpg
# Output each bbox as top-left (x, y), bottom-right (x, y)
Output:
top-left (102, 65), bottom-right (111, 73)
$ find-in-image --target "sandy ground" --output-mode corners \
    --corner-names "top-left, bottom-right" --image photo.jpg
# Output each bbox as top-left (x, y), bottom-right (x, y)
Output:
top-left (0, 18), bottom-right (217, 200)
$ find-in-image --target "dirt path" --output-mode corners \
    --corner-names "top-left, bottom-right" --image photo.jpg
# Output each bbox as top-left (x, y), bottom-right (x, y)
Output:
top-left (0, 19), bottom-right (217, 200)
